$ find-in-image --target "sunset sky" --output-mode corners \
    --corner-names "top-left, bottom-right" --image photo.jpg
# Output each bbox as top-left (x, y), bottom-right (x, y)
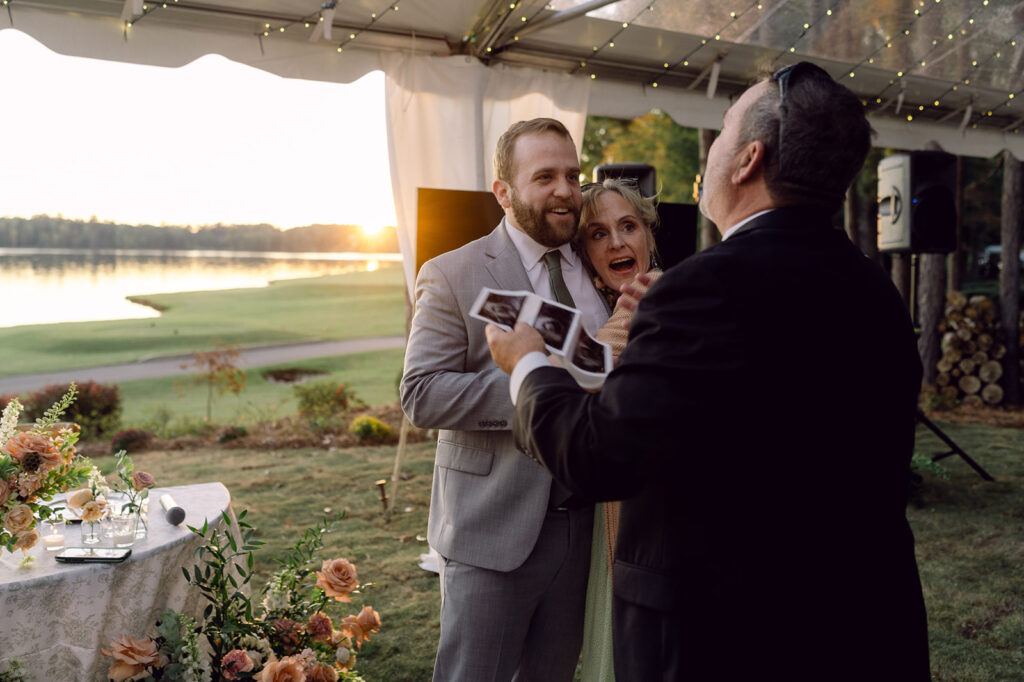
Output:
top-left (0, 29), bottom-right (396, 231)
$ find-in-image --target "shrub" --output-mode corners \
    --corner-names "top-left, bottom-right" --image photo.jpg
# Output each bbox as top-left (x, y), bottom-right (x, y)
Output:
top-left (215, 425), bottom-right (249, 443)
top-left (110, 428), bottom-right (154, 454)
top-left (293, 381), bottom-right (357, 421)
top-left (349, 415), bottom-right (393, 442)
top-left (21, 381), bottom-right (121, 441)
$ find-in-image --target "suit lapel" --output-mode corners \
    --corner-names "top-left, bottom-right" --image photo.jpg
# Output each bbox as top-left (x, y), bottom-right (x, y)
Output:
top-left (483, 222), bottom-right (534, 293)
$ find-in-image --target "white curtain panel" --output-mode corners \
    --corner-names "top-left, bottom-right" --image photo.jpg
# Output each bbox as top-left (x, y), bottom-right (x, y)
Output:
top-left (383, 54), bottom-right (590, 298)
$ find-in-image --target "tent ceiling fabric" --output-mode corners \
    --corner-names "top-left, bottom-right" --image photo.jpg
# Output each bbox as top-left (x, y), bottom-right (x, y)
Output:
top-left (6, 0), bottom-right (1024, 157)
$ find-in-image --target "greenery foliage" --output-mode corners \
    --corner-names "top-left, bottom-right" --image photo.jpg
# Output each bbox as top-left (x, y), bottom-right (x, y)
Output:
top-left (216, 425), bottom-right (249, 443)
top-left (582, 110), bottom-right (699, 204)
top-left (294, 381), bottom-right (360, 433)
top-left (0, 215), bottom-right (398, 253)
top-left (349, 416), bottom-right (392, 442)
top-left (3, 380), bottom-right (122, 441)
top-left (110, 428), bottom-right (154, 454)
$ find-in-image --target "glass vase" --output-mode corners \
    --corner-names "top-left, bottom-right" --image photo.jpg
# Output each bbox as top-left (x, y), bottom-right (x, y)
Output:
top-left (133, 490), bottom-right (149, 540)
top-left (80, 520), bottom-right (100, 545)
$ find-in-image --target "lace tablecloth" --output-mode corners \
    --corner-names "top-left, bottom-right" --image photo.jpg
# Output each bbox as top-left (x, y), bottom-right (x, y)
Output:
top-left (0, 482), bottom-right (235, 681)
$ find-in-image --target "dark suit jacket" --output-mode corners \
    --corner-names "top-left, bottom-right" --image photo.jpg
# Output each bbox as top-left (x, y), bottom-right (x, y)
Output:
top-left (515, 206), bottom-right (930, 679)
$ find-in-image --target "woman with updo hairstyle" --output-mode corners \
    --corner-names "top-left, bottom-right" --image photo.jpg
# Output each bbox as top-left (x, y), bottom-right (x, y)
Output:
top-left (574, 177), bottom-right (663, 681)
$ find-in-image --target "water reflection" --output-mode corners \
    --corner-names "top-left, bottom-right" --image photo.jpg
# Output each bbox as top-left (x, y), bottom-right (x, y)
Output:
top-left (0, 248), bottom-right (402, 328)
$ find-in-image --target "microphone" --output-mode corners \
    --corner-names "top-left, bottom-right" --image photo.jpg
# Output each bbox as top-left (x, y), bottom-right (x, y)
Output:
top-left (160, 494), bottom-right (186, 526)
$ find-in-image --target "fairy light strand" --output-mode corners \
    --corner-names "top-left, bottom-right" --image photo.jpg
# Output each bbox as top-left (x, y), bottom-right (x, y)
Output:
top-left (123, 0), bottom-right (180, 33)
top-left (649, 0), bottom-right (762, 88)
top-left (572, 2), bottom-right (658, 78)
top-left (335, 0), bottom-right (402, 52)
top-left (770, 0), bottom-right (845, 64)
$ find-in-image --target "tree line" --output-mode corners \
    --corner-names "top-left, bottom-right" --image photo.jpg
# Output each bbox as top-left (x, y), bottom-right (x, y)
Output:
top-left (0, 215), bottom-right (399, 253)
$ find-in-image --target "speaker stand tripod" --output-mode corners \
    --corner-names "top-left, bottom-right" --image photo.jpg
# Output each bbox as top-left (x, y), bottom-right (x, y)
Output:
top-left (916, 408), bottom-right (994, 481)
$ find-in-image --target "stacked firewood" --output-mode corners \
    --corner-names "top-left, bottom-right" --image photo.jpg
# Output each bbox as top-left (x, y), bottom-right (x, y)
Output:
top-left (936, 291), bottom-right (1007, 407)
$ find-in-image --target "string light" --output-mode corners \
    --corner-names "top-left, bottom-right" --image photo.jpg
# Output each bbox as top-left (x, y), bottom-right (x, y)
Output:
top-left (649, 0), bottom-right (762, 87)
top-left (334, 1), bottom-right (402, 52)
top-left (771, 1), bottom-right (844, 63)
top-left (572, 1), bottom-right (658, 75)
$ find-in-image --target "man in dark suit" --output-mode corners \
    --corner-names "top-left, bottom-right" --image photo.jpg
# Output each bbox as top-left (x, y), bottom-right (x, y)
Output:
top-left (486, 63), bottom-right (930, 680)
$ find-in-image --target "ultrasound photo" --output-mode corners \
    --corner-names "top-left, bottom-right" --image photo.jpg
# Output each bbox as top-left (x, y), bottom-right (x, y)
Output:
top-left (477, 292), bottom-right (526, 329)
top-left (571, 329), bottom-right (608, 373)
top-left (534, 301), bottom-right (575, 351)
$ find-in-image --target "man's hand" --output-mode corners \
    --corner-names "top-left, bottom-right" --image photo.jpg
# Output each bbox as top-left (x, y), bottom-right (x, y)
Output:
top-left (486, 322), bottom-right (546, 375)
top-left (618, 272), bottom-right (655, 324)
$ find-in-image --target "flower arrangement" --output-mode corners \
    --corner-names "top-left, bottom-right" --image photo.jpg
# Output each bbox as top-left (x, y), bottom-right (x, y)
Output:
top-left (101, 511), bottom-right (381, 681)
top-left (0, 383), bottom-right (89, 555)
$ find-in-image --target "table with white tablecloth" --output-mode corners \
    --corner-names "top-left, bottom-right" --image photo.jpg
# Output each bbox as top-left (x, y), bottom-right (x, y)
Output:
top-left (0, 482), bottom-right (235, 681)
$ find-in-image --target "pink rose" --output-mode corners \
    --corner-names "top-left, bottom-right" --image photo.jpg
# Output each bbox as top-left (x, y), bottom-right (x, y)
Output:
top-left (255, 656), bottom-right (306, 682)
top-left (221, 649), bottom-right (255, 680)
top-left (100, 635), bottom-right (163, 682)
top-left (315, 558), bottom-right (358, 602)
top-left (17, 472), bottom-right (44, 498)
top-left (0, 478), bottom-right (11, 506)
top-left (131, 471), bottom-right (155, 490)
top-left (13, 528), bottom-right (39, 552)
top-left (306, 612), bottom-right (333, 643)
top-left (3, 504), bottom-right (34, 534)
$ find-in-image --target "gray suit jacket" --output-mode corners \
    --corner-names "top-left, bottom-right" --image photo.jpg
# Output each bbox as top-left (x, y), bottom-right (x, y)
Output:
top-left (401, 222), bottom-right (554, 572)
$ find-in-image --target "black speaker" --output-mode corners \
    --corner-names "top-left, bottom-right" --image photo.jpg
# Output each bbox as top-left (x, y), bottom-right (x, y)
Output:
top-left (877, 151), bottom-right (957, 254)
top-left (594, 163), bottom-right (657, 198)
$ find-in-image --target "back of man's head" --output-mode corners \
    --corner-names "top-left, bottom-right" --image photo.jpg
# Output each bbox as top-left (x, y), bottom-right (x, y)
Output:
top-left (738, 62), bottom-right (872, 212)
top-left (493, 118), bottom-right (574, 183)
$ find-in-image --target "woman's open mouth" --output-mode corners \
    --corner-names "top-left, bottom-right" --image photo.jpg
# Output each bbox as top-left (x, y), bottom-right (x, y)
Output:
top-left (608, 257), bottom-right (635, 272)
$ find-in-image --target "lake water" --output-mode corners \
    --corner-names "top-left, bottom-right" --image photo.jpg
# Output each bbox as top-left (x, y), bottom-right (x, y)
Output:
top-left (0, 248), bottom-right (402, 328)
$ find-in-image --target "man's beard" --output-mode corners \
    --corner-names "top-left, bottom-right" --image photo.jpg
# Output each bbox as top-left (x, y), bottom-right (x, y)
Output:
top-left (509, 188), bottom-right (579, 248)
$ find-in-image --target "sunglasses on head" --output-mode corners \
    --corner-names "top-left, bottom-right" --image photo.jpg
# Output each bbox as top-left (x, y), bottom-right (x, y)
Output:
top-left (770, 61), bottom-right (831, 180)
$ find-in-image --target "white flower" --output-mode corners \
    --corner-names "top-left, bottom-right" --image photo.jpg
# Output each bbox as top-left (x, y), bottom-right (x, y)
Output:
top-left (0, 398), bottom-right (22, 449)
top-left (336, 646), bottom-right (351, 665)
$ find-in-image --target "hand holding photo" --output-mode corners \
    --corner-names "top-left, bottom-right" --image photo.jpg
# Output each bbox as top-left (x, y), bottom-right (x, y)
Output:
top-left (470, 287), bottom-right (612, 389)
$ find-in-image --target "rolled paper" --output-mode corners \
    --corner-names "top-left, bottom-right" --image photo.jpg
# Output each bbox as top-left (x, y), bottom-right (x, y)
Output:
top-left (159, 494), bottom-right (186, 526)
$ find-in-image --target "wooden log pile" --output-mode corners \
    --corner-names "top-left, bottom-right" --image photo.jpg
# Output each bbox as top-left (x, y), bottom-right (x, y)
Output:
top-left (935, 291), bottom-right (1009, 407)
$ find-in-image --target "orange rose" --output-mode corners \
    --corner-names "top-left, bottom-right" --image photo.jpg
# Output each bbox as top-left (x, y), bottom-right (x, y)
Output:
top-left (315, 558), bottom-right (358, 602)
top-left (307, 663), bottom-right (339, 682)
top-left (81, 500), bottom-right (104, 523)
top-left (339, 615), bottom-right (366, 649)
top-left (3, 504), bottom-right (34, 534)
top-left (2, 432), bottom-right (58, 466)
top-left (131, 471), bottom-right (155, 490)
top-left (255, 656), bottom-right (306, 682)
top-left (100, 635), bottom-right (162, 682)
top-left (67, 488), bottom-right (93, 509)
top-left (13, 528), bottom-right (39, 552)
top-left (356, 605), bottom-right (381, 637)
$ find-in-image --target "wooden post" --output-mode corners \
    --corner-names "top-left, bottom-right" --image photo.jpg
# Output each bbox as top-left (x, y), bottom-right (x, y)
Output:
top-left (892, 252), bottom-right (913, 314)
top-left (698, 128), bottom-right (720, 251)
top-left (917, 253), bottom-right (947, 386)
top-left (1000, 150), bottom-right (1022, 405)
top-left (949, 154), bottom-right (965, 292)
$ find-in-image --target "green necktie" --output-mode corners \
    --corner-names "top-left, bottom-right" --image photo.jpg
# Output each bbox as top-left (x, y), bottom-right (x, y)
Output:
top-left (541, 250), bottom-right (577, 509)
top-left (543, 251), bottom-right (576, 308)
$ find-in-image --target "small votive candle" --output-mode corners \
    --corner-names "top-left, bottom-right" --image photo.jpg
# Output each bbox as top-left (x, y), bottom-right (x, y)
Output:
top-left (43, 519), bottom-right (66, 551)
top-left (112, 516), bottom-right (135, 548)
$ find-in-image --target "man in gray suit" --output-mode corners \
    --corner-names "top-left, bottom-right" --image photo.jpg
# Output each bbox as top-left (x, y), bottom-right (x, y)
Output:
top-left (401, 118), bottom-right (609, 681)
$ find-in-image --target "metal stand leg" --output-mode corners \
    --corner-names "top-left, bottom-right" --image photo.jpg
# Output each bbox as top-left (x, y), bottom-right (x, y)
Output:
top-left (916, 408), bottom-right (995, 481)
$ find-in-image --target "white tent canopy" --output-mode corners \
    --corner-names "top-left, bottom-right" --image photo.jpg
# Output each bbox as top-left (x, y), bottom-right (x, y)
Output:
top-left (7, 0), bottom-right (1024, 289)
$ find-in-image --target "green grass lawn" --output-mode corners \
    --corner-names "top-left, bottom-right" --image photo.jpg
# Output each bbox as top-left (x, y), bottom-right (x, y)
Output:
top-left (117, 348), bottom-right (405, 431)
top-left (0, 265), bottom-right (406, 376)
top-left (77, 418), bottom-right (1024, 682)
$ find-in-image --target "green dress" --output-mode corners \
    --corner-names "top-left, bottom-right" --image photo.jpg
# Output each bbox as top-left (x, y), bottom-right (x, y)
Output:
top-left (579, 503), bottom-right (615, 681)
